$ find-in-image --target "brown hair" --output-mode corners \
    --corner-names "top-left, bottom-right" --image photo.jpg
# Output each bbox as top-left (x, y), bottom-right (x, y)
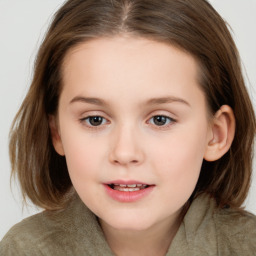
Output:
top-left (10, 0), bottom-right (255, 210)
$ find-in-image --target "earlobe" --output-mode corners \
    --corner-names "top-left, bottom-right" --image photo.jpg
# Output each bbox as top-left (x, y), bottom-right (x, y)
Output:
top-left (204, 105), bottom-right (235, 162)
top-left (49, 115), bottom-right (65, 156)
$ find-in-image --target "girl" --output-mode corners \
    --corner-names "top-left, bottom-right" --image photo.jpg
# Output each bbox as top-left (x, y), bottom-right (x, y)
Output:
top-left (1, 0), bottom-right (255, 255)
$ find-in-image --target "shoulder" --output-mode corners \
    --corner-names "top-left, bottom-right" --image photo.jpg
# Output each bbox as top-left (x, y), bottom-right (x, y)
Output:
top-left (180, 194), bottom-right (256, 255)
top-left (213, 205), bottom-right (256, 255)
top-left (0, 195), bottom-right (113, 256)
top-left (0, 208), bottom-right (69, 255)
top-left (0, 197), bottom-right (86, 255)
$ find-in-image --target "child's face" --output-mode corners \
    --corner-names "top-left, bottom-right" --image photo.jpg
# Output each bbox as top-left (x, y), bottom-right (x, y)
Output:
top-left (54, 36), bottom-right (212, 232)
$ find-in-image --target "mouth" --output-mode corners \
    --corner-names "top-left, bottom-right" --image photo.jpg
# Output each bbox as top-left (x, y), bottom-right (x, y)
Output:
top-left (104, 181), bottom-right (154, 202)
top-left (107, 183), bottom-right (150, 192)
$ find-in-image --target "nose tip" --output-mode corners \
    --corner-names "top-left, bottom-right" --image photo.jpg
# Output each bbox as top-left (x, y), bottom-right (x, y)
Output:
top-left (111, 154), bottom-right (140, 166)
top-left (109, 128), bottom-right (144, 166)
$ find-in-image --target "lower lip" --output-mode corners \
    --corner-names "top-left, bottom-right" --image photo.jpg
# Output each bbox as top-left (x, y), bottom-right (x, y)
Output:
top-left (104, 185), bottom-right (154, 203)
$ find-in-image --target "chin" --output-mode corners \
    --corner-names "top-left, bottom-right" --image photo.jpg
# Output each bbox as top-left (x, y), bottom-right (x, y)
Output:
top-left (102, 214), bottom-right (158, 232)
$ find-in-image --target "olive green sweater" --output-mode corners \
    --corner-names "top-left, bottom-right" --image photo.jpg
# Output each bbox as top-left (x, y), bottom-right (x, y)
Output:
top-left (1, 194), bottom-right (256, 255)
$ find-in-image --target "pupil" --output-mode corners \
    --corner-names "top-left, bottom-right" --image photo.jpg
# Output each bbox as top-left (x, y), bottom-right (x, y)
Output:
top-left (89, 116), bottom-right (103, 126)
top-left (154, 116), bottom-right (166, 126)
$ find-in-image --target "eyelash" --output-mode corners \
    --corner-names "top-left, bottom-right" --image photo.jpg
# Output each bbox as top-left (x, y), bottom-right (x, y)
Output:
top-left (80, 114), bottom-right (176, 130)
top-left (80, 116), bottom-right (108, 128)
top-left (147, 115), bottom-right (176, 127)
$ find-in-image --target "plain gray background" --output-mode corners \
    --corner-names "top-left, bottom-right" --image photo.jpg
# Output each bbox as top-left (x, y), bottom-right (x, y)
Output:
top-left (0, 0), bottom-right (255, 240)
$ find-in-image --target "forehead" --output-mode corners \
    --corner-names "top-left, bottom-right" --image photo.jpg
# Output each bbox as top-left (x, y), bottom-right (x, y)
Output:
top-left (60, 36), bottom-right (205, 108)
top-left (63, 36), bottom-right (199, 74)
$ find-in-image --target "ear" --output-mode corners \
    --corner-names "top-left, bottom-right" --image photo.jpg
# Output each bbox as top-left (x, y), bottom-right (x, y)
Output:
top-left (49, 115), bottom-right (65, 156)
top-left (204, 105), bottom-right (235, 162)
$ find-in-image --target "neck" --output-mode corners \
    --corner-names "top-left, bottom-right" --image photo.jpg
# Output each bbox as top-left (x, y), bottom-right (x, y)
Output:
top-left (99, 210), bottom-right (183, 256)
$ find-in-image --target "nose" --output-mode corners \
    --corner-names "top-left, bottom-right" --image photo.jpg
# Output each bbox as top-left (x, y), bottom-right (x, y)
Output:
top-left (109, 125), bottom-right (145, 166)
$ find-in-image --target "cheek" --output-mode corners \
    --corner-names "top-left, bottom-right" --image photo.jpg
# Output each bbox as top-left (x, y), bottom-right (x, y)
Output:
top-left (59, 126), bottom-right (104, 182)
top-left (154, 123), bottom-right (209, 194)
top-left (62, 137), bottom-right (105, 203)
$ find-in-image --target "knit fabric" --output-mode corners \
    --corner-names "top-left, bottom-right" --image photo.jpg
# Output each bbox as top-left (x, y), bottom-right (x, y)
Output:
top-left (1, 194), bottom-right (256, 255)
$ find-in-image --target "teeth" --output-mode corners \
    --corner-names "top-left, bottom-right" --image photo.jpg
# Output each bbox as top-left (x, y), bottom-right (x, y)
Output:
top-left (119, 187), bottom-right (140, 192)
top-left (127, 184), bottom-right (136, 188)
top-left (111, 184), bottom-right (148, 191)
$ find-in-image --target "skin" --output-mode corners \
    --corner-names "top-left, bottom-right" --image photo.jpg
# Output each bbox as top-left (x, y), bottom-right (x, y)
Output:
top-left (50, 36), bottom-right (235, 256)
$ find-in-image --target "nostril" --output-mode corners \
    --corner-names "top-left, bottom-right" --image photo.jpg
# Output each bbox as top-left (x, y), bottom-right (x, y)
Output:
top-left (112, 158), bottom-right (139, 165)
top-left (109, 139), bottom-right (144, 165)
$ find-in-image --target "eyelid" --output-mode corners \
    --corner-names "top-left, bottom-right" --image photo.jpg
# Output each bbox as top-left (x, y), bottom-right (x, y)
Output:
top-left (78, 109), bottom-right (109, 120)
top-left (146, 109), bottom-right (177, 120)
top-left (148, 115), bottom-right (175, 124)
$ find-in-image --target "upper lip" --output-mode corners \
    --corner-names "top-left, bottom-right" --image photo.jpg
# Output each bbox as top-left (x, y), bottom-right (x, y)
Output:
top-left (104, 180), bottom-right (153, 186)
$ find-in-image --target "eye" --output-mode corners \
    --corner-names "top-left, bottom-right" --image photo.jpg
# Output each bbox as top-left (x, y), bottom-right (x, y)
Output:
top-left (148, 115), bottom-right (175, 126)
top-left (82, 116), bottom-right (107, 126)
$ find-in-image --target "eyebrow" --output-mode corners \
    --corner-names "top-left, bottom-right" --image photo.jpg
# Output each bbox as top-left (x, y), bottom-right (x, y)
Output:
top-left (69, 96), bottom-right (191, 107)
top-left (146, 96), bottom-right (191, 107)
top-left (70, 96), bottom-right (107, 106)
